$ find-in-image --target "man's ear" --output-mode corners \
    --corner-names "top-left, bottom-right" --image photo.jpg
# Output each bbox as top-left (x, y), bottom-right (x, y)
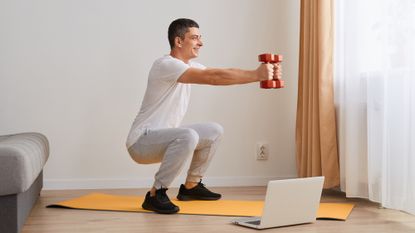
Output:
top-left (175, 37), bottom-right (182, 48)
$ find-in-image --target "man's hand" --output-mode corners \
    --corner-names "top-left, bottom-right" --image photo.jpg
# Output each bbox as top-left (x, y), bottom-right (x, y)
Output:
top-left (256, 63), bottom-right (274, 81)
top-left (273, 63), bottom-right (282, 80)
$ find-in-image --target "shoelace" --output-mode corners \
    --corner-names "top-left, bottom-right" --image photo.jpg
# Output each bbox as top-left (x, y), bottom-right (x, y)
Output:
top-left (197, 180), bottom-right (217, 195)
top-left (198, 180), bottom-right (206, 188)
top-left (156, 188), bottom-right (171, 203)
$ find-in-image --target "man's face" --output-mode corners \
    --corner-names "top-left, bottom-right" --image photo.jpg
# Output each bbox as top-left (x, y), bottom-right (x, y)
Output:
top-left (178, 27), bottom-right (203, 59)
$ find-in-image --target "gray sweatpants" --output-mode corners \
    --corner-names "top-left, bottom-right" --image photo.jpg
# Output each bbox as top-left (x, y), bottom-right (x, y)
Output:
top-left (127, 122), bottom-right (224, 189)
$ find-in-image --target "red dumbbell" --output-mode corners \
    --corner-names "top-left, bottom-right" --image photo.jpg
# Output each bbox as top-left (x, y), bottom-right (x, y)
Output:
top-left (258, 53), bottom-right (284, 89)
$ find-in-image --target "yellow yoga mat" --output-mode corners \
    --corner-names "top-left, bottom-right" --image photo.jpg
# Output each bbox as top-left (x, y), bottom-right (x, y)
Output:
top-left (47, 193), bottom-right (354, 220)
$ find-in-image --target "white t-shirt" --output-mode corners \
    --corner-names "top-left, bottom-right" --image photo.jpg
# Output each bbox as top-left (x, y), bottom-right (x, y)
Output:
top-left (126, 55), bottom-right (205, 148)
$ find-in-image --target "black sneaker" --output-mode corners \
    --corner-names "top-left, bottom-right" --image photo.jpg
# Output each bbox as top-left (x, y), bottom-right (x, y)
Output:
top-left (177, 180), bottom-right (222, 201)
top-left (141, 188), bottom-right (179, 214)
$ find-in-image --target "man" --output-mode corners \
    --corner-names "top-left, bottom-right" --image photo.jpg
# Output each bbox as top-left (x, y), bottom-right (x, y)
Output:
top-left (126, 18), bottom-right (281, 214)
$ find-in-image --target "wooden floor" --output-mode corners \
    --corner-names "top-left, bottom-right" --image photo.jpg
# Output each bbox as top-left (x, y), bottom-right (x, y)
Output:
top-left (22, 187), bottom-right (415, 233)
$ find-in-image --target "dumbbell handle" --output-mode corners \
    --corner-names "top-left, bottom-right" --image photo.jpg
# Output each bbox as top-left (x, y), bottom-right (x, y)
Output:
top-left (258, 53), bottom-right (284, 89)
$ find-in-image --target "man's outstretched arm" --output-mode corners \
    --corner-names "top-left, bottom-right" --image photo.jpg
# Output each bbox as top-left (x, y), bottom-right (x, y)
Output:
top-left (177, 63), bottom-right (280, 85)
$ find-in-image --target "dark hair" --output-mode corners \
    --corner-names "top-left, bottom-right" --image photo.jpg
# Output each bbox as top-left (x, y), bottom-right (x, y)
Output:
top-left (168, 18), bottom-right (199, 49)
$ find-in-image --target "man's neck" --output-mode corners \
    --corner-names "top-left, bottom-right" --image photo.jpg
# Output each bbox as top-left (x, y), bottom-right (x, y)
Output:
top-left (170, 50), bottom-right (190, 64)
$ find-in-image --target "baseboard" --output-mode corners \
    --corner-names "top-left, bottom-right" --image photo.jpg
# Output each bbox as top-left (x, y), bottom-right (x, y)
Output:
top-left (43, 175), bottom-right (297, 190)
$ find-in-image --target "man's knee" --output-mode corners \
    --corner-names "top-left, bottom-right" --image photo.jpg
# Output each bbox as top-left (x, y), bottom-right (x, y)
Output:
top-left (208, 122), bottom-right (224, 139)
top-left (178, 128), bottom-right (199, 151)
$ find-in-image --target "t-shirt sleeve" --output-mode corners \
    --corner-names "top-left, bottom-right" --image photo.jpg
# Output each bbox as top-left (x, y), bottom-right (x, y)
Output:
top-left (190, 61), bottom-right (206, 70)
top-left (153, 57), bottom-right (190, 82)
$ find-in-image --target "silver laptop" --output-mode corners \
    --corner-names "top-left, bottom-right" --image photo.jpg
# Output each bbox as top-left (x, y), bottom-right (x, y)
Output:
top-left (231, 176), bottom-right (324, 229)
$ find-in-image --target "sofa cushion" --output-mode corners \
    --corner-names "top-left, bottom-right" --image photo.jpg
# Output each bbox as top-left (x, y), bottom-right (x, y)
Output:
top-left (0, 133), bottom-right (49, 196)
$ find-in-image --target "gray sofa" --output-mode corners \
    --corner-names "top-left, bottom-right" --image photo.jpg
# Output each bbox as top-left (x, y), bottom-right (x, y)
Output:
top-left (0, 132), bottom-right (49, 233)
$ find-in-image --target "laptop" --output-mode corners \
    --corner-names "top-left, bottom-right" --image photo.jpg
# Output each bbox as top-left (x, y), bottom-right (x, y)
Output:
top-left (231, 176), bottom-right (324, 229)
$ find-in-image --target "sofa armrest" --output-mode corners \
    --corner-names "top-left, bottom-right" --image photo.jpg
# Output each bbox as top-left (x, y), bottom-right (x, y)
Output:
top-left (0, 133), bottom-right (49, 196)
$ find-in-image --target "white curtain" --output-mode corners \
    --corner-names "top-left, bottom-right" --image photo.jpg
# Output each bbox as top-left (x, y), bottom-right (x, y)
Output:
top-left (335, 0), bottom-right (415, 214)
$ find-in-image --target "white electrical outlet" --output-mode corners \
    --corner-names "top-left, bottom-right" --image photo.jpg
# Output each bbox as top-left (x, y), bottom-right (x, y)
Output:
top-left (256, 142), bottom-right (269, 160)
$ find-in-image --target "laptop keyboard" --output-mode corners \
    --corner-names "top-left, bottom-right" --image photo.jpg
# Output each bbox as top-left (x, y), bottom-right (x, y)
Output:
top-left (246, 220), bottom-right (261, 225)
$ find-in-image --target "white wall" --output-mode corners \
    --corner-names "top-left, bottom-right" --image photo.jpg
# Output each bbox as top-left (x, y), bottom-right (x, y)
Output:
top-left (0, 0), bottom-right (300, 189)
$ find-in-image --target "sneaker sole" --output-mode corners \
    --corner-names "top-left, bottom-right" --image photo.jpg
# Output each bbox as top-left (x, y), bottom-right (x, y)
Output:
top-left (142, 202), bottom-right (179, 214)
top-left (176, 194), bottom-right (221, 201)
